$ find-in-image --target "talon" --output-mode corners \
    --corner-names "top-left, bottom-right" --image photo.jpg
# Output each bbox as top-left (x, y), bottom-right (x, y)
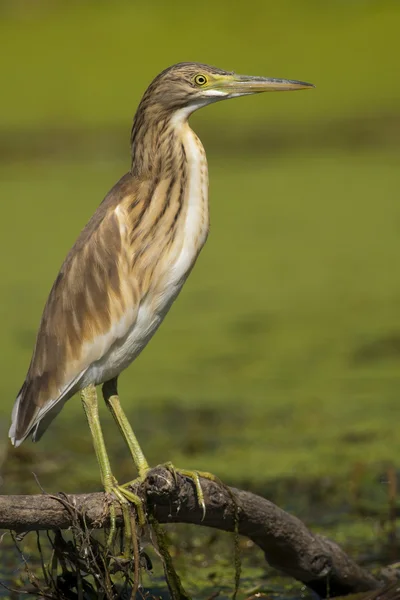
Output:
top-left (164, 461), bottom-right (178, 486)
top-left (189, 471), bottom-right (206, 519)
top-left (160, 463), bottom-right (210, 519)
top-left (201, 500), bottom-right (206, 521)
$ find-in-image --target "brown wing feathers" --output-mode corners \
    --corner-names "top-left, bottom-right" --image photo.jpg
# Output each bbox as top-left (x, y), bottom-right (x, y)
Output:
top-left (10, 157), bottom-right (189, 444)
top-left (10, 176), bottom-right (131, 444)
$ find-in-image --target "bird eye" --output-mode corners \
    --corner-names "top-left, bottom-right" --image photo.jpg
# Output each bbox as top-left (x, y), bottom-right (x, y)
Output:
top-left (194, 74), bottom-right (207, 86)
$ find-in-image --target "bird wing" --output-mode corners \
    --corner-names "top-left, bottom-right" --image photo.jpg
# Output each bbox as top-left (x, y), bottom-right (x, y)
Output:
top-left (10, 172), bottom-right (144, 445)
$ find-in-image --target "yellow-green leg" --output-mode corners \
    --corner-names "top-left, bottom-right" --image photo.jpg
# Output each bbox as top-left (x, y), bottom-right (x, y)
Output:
top-left (102, 378), bottom-right (150, 478)
top-left (102, 378), bottom-right (216, 518)
top-left (80, 384), bottom-right (143, 555)
top-left (103, 378), bottom-right (195, 599)
top-left (101, 379), bottom-right (241, 596)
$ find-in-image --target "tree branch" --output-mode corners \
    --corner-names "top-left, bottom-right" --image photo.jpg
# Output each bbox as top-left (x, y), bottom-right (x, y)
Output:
top-left (0, 466), bottom-right (381, 598)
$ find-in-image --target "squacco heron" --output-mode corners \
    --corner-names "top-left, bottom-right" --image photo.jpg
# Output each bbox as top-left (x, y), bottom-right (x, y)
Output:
top-left (9, 62), bottom-right (313, 538)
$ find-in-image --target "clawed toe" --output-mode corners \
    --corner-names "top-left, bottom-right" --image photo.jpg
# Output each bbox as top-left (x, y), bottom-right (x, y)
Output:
top-left (118, 484), bottom-right (146, 527)
top-left (102, 482), bottom-right (146, 558)
top-left (161, 462), bottom-right (216, 520)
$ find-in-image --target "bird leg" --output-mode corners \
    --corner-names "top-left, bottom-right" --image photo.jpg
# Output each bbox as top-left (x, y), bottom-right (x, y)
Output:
top-left (102, 379), bottom-right (206, 598)
top-left (102, 378), bottom-right (150, 478)
top-left (102, 378), bottom-right (216, 519)
top-left (102, 379), bottom-right (241, 595)
top-left (80, 384), bottom-right (143, 558)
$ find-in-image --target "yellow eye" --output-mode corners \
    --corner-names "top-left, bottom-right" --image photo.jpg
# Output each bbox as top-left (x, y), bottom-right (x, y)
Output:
top-left (194, 74), bottom-right (207, 86)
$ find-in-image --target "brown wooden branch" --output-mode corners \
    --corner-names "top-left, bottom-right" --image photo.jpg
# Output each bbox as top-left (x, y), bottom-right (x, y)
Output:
top-left (0, 466), bottom-right (382, 598)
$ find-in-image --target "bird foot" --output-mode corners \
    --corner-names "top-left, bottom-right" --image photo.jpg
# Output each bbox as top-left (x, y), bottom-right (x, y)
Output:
top-left (161, 462), bottom-right (219, 520)
top-left (103, 482), bottom-right (146, 558)
top-left (120, 463), bottom-right (217, 520)
top-left (117, 484), bottom-right (147, 527)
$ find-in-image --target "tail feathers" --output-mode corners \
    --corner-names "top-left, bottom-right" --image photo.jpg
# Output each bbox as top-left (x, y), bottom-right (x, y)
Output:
top-left (9, 381), bottom-right (39, 446)
top-left (9, 371), bottom-right (86, 446)
top-left (9, 387), bottom-right (25, 446)
top-left (30, 399), bottom-right (67, 443)
top-left (9, 397), bottom-right (67, 447)
top-left (9, 380), bottom-right (60, 447)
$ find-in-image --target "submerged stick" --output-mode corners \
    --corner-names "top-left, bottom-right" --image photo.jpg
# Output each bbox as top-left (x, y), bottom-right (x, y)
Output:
top-left (0, 466), bottom-right (381, 598)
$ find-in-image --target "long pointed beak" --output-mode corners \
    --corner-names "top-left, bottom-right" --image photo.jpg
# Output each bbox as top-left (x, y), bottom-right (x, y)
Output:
top-left (219, 74), bottom-right (315, 95)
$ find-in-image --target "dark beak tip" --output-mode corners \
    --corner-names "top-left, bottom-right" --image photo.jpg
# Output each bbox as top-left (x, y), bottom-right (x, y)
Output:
top-left (299, 81), bottom-right (315, 89)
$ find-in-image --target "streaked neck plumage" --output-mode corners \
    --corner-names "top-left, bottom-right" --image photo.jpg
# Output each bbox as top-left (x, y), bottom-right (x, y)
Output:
top-left (130, 99), bottom-right (204, 179)
top-left (128, 98), bottom-right (209, 290)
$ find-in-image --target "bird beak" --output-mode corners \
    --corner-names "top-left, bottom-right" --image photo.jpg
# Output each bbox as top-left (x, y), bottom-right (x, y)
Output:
top-left (216, 74), bottom-right (315, 96)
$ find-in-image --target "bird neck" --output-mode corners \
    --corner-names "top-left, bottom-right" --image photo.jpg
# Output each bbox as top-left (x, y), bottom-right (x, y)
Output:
top-left (130, 104), bottom-right (201, 179)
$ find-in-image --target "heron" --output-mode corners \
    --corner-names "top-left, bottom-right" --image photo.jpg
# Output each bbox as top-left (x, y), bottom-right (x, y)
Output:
top-left (9, 62), bottom-right (313, 543)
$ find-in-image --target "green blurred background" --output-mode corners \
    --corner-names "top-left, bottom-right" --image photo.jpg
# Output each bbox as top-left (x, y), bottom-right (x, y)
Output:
top-left (0, 0), bottom-right (400, 593)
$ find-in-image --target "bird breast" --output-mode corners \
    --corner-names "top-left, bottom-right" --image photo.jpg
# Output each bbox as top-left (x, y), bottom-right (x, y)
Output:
top-left (168, 125), bottom-right (209, 284)
top-left (88, 125), bottom-right (209, 384)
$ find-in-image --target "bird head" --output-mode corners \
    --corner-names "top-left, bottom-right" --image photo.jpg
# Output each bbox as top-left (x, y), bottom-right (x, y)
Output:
top-left (141, 62), bottom-right (314, 118)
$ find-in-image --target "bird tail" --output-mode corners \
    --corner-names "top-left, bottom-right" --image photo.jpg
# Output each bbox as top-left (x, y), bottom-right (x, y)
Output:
top-left (9, 383), bottom-right (31, 447)
top-left (9, 383), bottom-right (67, 446)
top-left (9, 371), bottom-right (86, 446)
